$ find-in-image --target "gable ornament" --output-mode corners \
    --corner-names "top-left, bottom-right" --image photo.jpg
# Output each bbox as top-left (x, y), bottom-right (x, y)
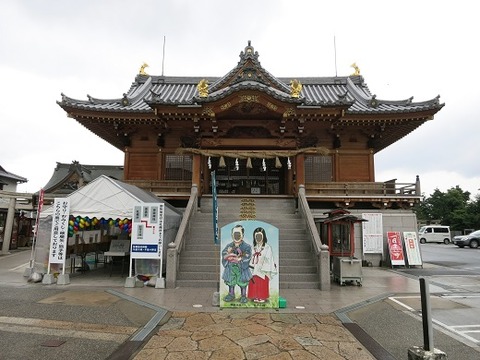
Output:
top-left (139, 62), bottom-right (149, 75)
top-left (290, 79), bottom-right (302, 98)
top-left (350, 62), bottom-right (360, 76)
top-left (197, 79), bottom-right (209, 98)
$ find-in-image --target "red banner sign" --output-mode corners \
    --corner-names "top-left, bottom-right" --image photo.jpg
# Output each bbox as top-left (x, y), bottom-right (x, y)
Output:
top-left (387, 231), bottom-right (405, 266)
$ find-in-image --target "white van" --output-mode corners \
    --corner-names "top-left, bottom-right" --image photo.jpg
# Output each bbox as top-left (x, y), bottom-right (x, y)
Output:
top-left (418, 225), bottom-right (451, 244)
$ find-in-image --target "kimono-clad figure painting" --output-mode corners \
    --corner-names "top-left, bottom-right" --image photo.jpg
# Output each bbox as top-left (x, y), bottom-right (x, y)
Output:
top-left (220, 220), bottom-right (279, 309)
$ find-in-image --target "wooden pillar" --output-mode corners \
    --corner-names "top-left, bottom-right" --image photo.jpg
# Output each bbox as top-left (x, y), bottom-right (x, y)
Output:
top-left (123, 148), bottom-right (130, 180)
top-left (286, 163), bottom-right (294, 195)
top-left (368, 150), bottom-right (375, 181)
top-left (192, 154), bottom-right (201, 188)
top-left (295, 154), bottom-right (305, 191)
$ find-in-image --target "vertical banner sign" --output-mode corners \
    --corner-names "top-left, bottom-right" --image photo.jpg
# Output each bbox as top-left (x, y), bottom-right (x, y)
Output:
top-left (212, 171), bottom-right (219, 245)
top-left (403, 231), bottom-right (423, 266)
top-left (386, 231), bottom-right (406, 266)
top-left (361, 213), bottom-right (384, 254)
top-left (131, 203), bottom-right (165, 259)
top-left (33, 189), bottom-right (45, 239)
top-left (29, 188), bottom-right (45, 269)
top-left (48, 198), bottom-right (70, 265)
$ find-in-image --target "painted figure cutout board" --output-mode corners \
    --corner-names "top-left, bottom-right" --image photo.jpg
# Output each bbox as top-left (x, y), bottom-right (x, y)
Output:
top-left (220, 220), bottom-right (279, 309)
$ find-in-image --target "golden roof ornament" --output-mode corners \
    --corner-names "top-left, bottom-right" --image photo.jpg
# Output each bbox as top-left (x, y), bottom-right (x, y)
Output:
top-left (139, 62), bottom-right (149, 75)
top-left (350, 62), bottom-right (360, 76)
top-left (197, 79), bottom-right (209, 98)
top-left (290, 79), bottom-right (302, 98)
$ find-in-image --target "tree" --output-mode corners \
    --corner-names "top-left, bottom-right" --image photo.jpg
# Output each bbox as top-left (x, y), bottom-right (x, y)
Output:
top-left (415, 186), bottom-right (471, 231)
top-left (465, 193), bottom-right (480, 230)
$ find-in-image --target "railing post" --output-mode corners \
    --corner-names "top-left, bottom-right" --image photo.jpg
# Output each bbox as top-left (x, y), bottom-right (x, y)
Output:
top-left (166, 242), bottom-right (177, 289)
top-left (415, 175), bottom-right (421, 195)
top-left (319, 244), bottom-right (331, 290)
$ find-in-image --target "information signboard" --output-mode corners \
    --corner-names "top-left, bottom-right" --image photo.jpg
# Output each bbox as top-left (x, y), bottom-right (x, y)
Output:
top-left (387, 231), bottom-right (406, 266)
top-left (48, 198), bottom-right (70, 265)
top-left (131, 203), bottom-right (165, 259)
top-left (362, 213), bottom-right (383, 254)
top-left (403, 231), bottom-right (423, 266)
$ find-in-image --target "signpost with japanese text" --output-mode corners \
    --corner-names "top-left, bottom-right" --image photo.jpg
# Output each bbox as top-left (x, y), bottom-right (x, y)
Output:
top-left (130, 203), bottom-right (165, 279)
top-left (387, 231), bottom-right (406, 267)
top-left (47, 198), bottom-right (70, 276)
top-left (361, 213), bottom-right (384, 254)
top-left (403, 231), bottom-right (423, 267)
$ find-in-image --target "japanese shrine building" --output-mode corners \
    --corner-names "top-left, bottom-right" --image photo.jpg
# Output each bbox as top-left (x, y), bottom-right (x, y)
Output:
top-left (57, 42), bottom-right (444, 277)
top-left (58, 42), bottom-right (443, 208)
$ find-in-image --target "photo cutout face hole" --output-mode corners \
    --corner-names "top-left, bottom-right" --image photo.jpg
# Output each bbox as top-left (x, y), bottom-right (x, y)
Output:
top-left (232, 226), bottom-right (244, 245)
top-left (254, 231), bottom-right (263, 244)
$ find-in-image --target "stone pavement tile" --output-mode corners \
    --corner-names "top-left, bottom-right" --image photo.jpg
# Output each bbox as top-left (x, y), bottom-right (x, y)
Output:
top-left (134, 312), bottom-right (374, 359)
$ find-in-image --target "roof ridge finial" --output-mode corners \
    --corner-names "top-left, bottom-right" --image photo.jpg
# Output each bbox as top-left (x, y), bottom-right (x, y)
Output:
top-left (240, 41), bottom-right (257, 61)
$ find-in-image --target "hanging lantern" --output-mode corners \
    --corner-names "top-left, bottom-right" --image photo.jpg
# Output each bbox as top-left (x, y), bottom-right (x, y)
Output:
top-left (208, 156), bottom-right (212, 169)
top-left (275, 157), bottom-right (282, 169)
top-left (219, 156), bottom-right (226, 168)
top-left (246, 157), bottom-right (252, 168)
top-left (235, 158), bottom-right (239, 171)
top-left (287, 157), bottom-right (292, 170)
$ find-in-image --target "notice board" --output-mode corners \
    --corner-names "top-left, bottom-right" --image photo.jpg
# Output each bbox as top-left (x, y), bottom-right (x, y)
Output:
top-left (403, 231), bottom-right (423, 266)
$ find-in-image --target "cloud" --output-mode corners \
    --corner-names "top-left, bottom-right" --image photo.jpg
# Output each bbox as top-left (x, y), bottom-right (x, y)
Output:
top-left (1, 0), bottom-right (479, 200)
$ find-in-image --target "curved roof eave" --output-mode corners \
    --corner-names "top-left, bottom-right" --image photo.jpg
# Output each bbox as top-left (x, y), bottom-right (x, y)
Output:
top-left (344, 77), bottom-right (444, 115)
top-left (57, 99), bottom-right (154, 114)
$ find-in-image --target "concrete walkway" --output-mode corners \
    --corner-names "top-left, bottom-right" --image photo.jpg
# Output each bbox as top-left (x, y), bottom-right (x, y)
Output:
top-left (1, 248), bottom-right (480, 359)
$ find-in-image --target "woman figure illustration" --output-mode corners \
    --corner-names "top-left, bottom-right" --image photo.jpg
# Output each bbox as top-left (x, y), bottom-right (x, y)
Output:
top-left (247, 227), bottom-right (277, 303)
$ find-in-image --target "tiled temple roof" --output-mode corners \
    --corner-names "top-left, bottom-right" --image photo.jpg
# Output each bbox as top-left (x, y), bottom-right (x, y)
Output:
top-left (58, 43), bottom-right (443, 115)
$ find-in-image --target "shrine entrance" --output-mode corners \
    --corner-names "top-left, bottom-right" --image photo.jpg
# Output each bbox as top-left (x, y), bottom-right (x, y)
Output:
top-left (206, 157), bottom-right (289, 196)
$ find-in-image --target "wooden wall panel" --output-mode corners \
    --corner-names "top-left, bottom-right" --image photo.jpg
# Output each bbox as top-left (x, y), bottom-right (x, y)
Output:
top-left (125, 152), bottom-right (159, 180)
top-left (337, 153), bottom-right (372, 181)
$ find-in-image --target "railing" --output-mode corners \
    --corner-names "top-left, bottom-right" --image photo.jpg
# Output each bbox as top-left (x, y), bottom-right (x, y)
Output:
top-left (305, 178), bottom-right (420, 197)
top-left (298, 185), bottom-right (330, 290)
top-left (166, 184), bottom-right (198, 288)
top-left (124, 180), bottom-right (192, 196)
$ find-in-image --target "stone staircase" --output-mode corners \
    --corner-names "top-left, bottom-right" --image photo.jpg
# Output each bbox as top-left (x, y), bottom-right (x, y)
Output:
top-left (175, 197), bottom-right (320, 289)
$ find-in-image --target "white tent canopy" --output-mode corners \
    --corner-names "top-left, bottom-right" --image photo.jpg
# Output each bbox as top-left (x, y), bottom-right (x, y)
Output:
top-left (40, 175), bottom-right (182, 219)
top-left (33, 175), bottom-right (182, 276)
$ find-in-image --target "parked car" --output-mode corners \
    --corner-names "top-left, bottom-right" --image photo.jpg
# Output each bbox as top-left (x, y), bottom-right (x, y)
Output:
top-left (418, 225), bottom-right (451, 244)
top-left (452, 230), bottom-right (480, 248)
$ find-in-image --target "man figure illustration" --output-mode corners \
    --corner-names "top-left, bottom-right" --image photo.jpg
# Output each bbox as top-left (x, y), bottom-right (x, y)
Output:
top-left (222, 224), bottom-right (252, 303)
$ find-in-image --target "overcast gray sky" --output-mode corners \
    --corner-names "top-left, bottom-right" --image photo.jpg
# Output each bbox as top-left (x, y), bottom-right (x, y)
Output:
top-left (1, 0), bottom-right (478, 198)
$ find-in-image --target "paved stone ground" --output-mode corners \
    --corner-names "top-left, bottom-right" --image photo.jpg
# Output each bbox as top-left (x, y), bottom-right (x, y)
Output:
top-left (134, 311), bottom-right (374, 360)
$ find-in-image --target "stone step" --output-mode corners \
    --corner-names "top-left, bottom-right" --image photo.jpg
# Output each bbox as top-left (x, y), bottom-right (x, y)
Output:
top-left (176, 196), bottom-right (320, 289)
top-left (177, 271), bottom-right (318, 283)
top-left (201, 197), bottom-right (297, 213)
top-left (179, 263), bottom-right (318, 274)
top-left (184, 243), bottom-right (313, 253)
top-left (175, 279), bottom-right (320, 289)
top-left (181, 250), bottom-right (315, 261)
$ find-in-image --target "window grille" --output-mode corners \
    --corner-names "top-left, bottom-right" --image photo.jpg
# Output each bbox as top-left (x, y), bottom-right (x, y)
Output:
top-left (305, 155), bottom-right (332, 182)
top-left (165, 155), bottom-right (192, 180)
